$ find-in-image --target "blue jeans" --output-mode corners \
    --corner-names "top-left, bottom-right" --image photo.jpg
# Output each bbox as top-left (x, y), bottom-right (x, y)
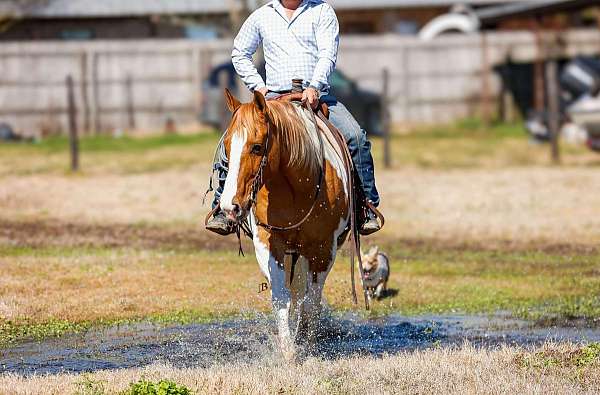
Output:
top-left (321, 95), bottom-right (380, 206)
top-left (211, 94), bottom-right (380, 208)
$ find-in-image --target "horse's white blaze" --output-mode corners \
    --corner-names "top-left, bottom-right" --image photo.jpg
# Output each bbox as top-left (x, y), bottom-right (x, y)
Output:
top-left (220, 132), bottom-right (247, 212)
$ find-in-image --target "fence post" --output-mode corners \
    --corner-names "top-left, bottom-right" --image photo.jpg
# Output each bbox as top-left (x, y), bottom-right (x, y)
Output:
top-left (125, 74), bottom-right (136, 131)
top-left (480, 32), bottom-right (492, 126)
top-left (382, 68), bottom-right (391, 169)
top-left (80, 52), bottom-right (91, 134)
top-left (218, 70), bottom-right (230, 132)
top-left (91, 52), bottom-right (101, 134)
top-left (66, 75), bottom-right (80, 171)
top-left (545, 41), bottom-right (561, 164)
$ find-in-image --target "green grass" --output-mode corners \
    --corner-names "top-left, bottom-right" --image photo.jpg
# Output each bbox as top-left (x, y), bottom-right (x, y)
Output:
top-left (23, 133), bottom-right (217, 153)
top-left (517, 343), bottom-right (600, 371)
top-left (0, 131), bottom-right (221, 176)
top-left (1, 244), bottom-right (599, 347)
top-left (74, 376), bottom-right (193, 395)
top-left (411, 118), bottom-right (526, 140)
top-left (2, 118), bottom-right (595, 176)
top-left (332, 244), bottom-right (600, 323)
top-left (0, 310), bottom-right (239, 348)
top-left (76, 375), bottom-right (108, 395)
top-left (370, 118), bottom-right (594, 169)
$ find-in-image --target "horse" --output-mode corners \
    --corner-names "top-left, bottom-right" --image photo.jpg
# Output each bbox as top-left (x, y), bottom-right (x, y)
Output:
top-left (218, 88), bottom-right (350, 359)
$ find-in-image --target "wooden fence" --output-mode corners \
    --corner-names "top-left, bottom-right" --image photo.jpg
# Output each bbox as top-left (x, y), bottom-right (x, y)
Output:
top-left (1, 29), bottom-right (599, 136)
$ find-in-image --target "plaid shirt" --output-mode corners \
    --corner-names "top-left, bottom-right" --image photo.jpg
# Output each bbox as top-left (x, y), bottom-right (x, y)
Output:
top-left (231, 0), bottom-right (339, 93)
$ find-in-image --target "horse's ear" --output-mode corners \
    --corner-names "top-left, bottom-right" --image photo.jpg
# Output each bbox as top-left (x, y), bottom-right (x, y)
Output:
top-left (253, 89), bottom-right (268, 114)
top-left (224, 88), bottom-right (241, 113)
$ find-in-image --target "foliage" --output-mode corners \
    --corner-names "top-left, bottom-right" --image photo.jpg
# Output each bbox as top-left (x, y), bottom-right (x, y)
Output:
top-left (516, 343), bottom-right (600, 371)
top-left (575, 343), bottom-right (600, 368)
top-left (121, 379), bottom-right (191, 395)
top-left (0, 318), bottom-right (90, 347)
top-left (75, 375), bottom-right (107, 395)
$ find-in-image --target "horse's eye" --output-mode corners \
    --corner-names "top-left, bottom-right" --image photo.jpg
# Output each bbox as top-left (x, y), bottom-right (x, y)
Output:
top-left (251, 144), bottom-right (262, 155)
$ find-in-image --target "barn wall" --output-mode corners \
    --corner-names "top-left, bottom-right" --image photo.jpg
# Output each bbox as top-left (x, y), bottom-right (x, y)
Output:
top-left (1, 29), bottom-right (599, 136)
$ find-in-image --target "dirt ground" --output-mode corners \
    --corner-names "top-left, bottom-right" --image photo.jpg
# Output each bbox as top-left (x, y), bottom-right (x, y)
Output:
top-left (2, 166), bottom-right (600, 247)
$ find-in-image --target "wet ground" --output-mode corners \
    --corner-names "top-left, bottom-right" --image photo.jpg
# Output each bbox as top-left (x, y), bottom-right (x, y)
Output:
top-left (2, 313), bottom-right (600, 376)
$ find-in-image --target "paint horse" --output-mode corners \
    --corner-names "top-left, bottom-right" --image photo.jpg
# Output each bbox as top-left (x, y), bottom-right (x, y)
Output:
top-left (219, 89), bottom-right (350, 359)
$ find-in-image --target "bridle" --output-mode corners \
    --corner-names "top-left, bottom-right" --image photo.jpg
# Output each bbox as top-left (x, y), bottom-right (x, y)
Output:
top-left (244, 102), bottom-right (326, 233)
top-left (205, 95), bottom-right (382, 309)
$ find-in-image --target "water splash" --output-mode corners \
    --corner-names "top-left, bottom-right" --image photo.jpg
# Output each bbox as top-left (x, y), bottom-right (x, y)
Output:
top-left (2, 313), bottom-right (599, 376)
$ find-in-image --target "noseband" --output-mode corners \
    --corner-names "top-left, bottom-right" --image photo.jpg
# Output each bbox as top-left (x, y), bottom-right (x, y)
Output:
top-left (245, 102), bottom-right (325, 232)
top-left (249, 103), bottom-right (325, 232)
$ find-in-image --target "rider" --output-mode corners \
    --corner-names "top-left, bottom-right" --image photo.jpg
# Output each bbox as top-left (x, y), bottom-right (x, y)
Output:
top-left (206, 0), bottom-right (381, 236)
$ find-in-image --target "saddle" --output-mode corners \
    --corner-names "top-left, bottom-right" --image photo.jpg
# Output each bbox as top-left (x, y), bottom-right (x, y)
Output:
top-left (270, 92), bottom-right (330, 118)
top-left (267, 91), bottom-right (385, 309)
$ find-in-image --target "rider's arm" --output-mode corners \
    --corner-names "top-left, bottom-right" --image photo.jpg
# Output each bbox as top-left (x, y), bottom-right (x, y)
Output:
top-left (232, 13), bottom-right (266, 92)
top-left (309, 4), bottom-right (339, 92)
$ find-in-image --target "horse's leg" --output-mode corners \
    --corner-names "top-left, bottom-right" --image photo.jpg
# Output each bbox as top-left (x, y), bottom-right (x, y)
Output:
top-left (270, 258), bottom-right (296, 359)
top-left (304, 271), bottom-right (326, 343)
top-left (288, 256), bottom-right (310, 342)
top-left (252, 234), bottom-right (296, 360)
top-left (303, 254), bottom-right (336, 345)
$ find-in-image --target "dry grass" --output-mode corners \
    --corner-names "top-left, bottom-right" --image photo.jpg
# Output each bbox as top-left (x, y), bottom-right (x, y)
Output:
top-left (0, 169), bottom-right (207, 225)
top-left (1, 127), bottom-right (600, 391)
top-left (0, 249), bottom-right (269, 326)
top-left (376, 167), bottom-right (600, 245)
top-left (2, 126), bottom-right (600, 344)
top-left (1, 343), bottom-right (600, 394)
top-left (2, 126), bottom-right (600, 245)
top-left (2, 166), bottom-right (600, 246)
top-left (1, 242), bottom-right (599, 345)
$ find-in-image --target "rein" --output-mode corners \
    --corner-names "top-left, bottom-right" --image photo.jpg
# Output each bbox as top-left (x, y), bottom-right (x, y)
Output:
top-left (204, 94), bottom-right (376, 310)
top-left (250, 103), bottom-right (326, 232)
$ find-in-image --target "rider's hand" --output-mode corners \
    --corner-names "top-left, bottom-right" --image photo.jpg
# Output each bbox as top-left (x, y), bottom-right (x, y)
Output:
top-left (302, 87), bottom-right (319, 109)
top-left (256, 87), bottom-right (268, 97)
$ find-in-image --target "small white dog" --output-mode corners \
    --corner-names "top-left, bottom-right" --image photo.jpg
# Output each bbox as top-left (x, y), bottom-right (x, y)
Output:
top-left (360, 246), bottom-right (390, 301)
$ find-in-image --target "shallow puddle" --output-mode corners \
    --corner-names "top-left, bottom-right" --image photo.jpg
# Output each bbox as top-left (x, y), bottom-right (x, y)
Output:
top-left (1, 313), bottom-right (599, 376)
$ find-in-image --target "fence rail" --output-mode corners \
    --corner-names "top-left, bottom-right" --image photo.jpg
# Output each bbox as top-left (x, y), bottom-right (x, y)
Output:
top-left (1, 29), bottom-right (599, 136)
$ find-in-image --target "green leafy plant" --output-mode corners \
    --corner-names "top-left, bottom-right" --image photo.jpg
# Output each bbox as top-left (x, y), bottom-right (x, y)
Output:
top-left (121, 379), bottom-right (191, 395)
top-left (575, 343), bottom-right (600, 368)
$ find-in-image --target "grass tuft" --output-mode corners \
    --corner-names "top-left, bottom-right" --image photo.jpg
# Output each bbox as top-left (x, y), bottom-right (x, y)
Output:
top-left (75, 375), bottom-right (108, 395)
top-left (516, 343), bottom-right (600, 371)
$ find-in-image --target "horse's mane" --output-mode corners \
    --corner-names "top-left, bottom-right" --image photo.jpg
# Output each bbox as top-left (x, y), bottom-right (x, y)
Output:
top-left (231, 101), bottom-right (323, 176)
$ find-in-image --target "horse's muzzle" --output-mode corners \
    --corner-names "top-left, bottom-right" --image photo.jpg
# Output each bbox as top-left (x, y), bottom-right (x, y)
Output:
top-left (223, 201), bottom-right (250, 224)
top-left (224, 204), bottom-right (242, 222)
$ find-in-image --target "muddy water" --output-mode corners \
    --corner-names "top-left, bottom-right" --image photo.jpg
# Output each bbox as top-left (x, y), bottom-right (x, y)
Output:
top-left (2, 313), bottom-right (600, 376)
